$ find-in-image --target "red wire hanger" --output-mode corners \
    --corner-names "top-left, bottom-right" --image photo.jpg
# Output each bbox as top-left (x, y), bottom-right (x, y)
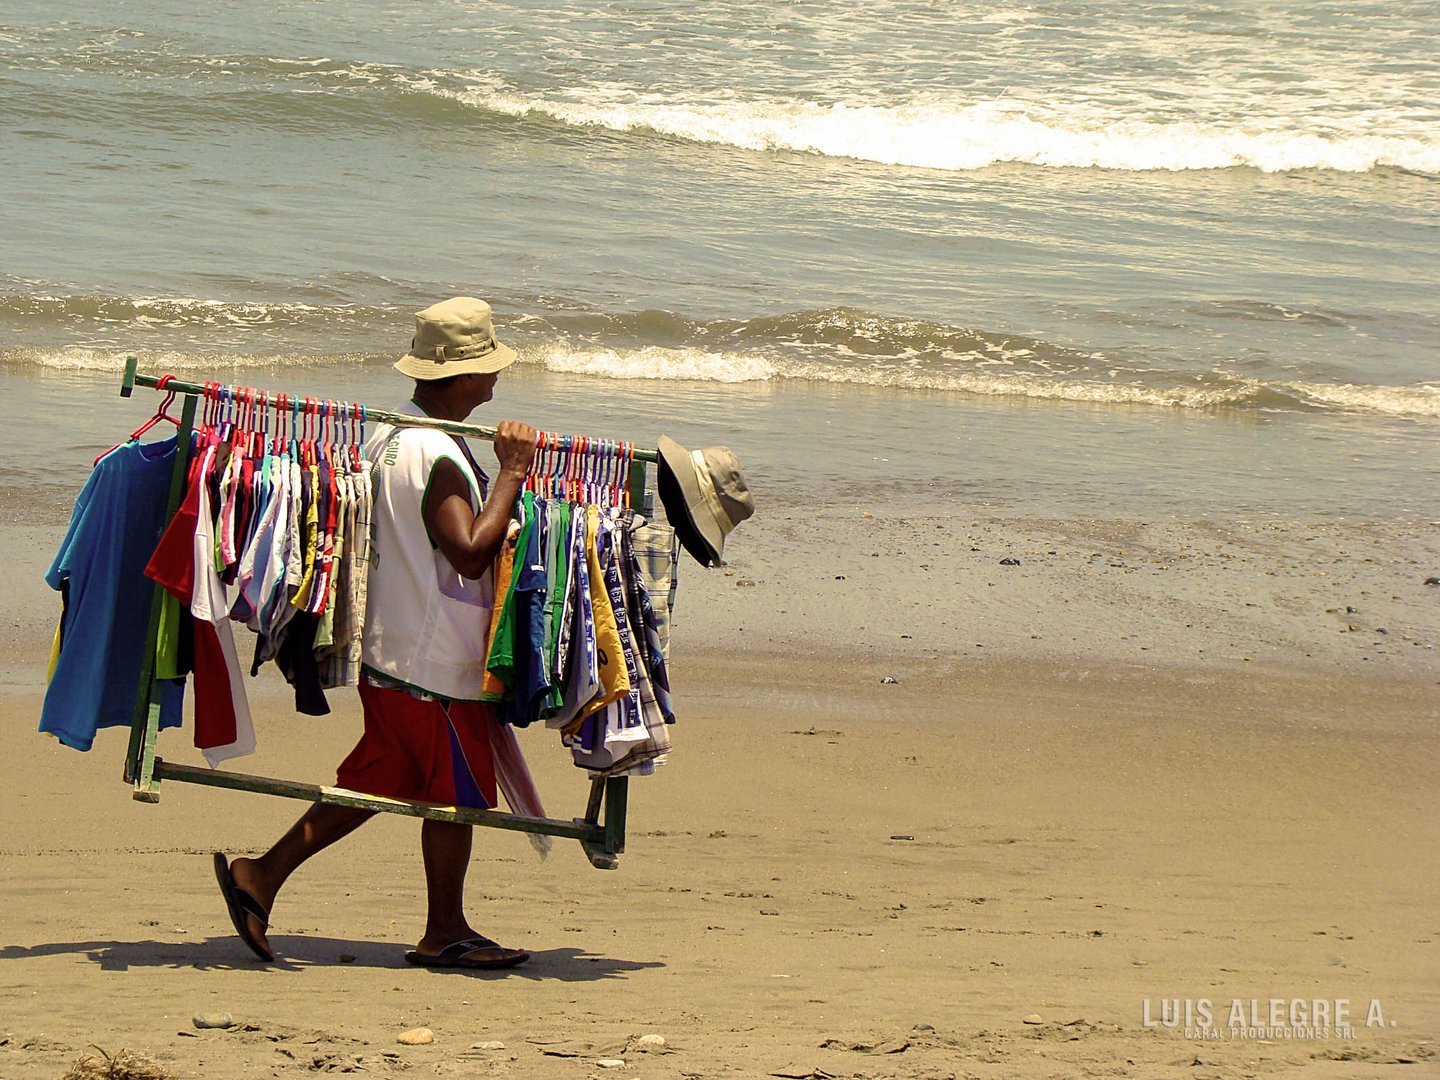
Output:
top-left (98, 373), bottom-right (181, 464)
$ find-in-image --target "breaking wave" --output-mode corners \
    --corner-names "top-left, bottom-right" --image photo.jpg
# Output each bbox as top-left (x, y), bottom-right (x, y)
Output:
top-left (4, 296), bottom-right (1433, 418)
top-left (443, 83), bottom-right (1440, 175)
top-left (528, 342), bottom-right (1440, 417)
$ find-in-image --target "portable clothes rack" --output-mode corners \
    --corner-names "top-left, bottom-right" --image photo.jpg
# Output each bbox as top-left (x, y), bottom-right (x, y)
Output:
top-left (118, 358), bottom-right (659, 870)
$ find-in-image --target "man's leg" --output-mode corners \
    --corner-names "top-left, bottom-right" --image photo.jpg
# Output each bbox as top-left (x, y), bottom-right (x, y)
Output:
top-left (228, 803), bottom-right (374, 956)
top-left (418, 819), bottom-right (474, 948)
top-left (413, 819), bottom-right (527, 964)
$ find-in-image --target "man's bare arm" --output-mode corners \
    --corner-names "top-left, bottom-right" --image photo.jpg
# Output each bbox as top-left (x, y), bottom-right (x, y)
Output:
top-left (424, 419), bottom-right (536, 579)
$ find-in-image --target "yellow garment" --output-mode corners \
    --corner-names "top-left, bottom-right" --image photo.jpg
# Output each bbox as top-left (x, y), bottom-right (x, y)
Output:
top-left (290, 461), bottom-right (321, 610)
top-left (45, 614), bottom-right (62, 682)
top-left (578, 504), bottom-right (628, 722)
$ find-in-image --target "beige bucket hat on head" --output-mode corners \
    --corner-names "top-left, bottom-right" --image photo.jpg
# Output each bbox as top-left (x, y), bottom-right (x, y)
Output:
top-left (656, 435), bottom-right (755, 568)
top-left (394, 296), bottom-right (518, 380)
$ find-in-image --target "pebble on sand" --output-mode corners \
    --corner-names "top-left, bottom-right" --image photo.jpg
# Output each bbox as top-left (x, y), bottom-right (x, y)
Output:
top-left (192, 1012), bottom-right (234, 1030)
top-left (595, 1058), bottom-right (627, 1068)
top-left (633, 1034), bottom-right (667, 1052)
top-left (397, 1028), bottom-right (435, 1046)
top-left (472, 1040), bottom-right (507, 1050)
top-left (1023, 1014), bottom-right (1044, 1025)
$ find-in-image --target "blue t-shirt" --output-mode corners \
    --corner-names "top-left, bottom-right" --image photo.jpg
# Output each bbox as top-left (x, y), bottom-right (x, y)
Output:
top-left (41, 438), bottom-right (185, 751)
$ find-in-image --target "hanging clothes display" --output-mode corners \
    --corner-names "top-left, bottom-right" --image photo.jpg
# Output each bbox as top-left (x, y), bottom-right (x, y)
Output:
top-left (144, 385), bottom-right (374, 764)
top-left (479, 432), bottom-right (681, 779)
top-left (62, 364), bottom-right (765, 872)
top-left (56, 363), bottom-right (705, 880)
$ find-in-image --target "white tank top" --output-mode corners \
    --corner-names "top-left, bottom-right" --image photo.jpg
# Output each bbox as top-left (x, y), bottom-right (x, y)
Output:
top-left (360, 401), bottom-right (494, 700)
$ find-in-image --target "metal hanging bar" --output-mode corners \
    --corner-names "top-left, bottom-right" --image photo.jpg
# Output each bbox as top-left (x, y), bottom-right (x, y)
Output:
top-left (120, 360), bottom-right (658, 462)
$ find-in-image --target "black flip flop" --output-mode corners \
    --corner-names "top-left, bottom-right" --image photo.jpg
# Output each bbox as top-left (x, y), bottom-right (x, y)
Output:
top-left (213, 852), bottom-right (274, 962)
top-left (404, 935), bottom-right (530, 971)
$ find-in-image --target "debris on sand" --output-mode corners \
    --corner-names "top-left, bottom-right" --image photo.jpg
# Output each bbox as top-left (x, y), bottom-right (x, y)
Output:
top-left (62, 1047), bottom-right (174, 1080)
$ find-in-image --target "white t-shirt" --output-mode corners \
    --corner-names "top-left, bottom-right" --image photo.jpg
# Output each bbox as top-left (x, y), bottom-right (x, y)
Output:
top-left (360, 401), bottom-right (494, 701)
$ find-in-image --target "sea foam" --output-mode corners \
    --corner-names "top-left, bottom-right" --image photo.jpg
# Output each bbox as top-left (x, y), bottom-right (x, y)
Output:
top-left (526, 342), bottom-right (1439, 418)
top-left (446, 83), bottom-right (1440, 175)
top-left (1284, 381), bottom-right (1440, 419)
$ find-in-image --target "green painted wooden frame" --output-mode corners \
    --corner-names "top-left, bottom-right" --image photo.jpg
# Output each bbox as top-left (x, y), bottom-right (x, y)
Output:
top-left (119, 359), bottom-right (652, 870)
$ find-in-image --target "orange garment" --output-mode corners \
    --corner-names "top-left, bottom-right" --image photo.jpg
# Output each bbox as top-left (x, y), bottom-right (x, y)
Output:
top-left (479, 522), bottom-right (519, 702)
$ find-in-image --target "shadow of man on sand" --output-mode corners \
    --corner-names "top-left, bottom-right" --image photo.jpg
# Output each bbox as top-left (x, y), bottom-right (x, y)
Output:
top-left (0, 937), bottom-right (664, 980)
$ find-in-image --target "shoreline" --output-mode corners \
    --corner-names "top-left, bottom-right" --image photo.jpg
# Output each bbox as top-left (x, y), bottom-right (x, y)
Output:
top-left (3, 364), bottom-right (1437, 531)
top-left (5, 509), bottom-right (1437, 687)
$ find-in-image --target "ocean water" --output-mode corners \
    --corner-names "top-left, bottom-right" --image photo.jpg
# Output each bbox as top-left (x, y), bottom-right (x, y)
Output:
top-left (1, 1), bottom-right (1436, 523)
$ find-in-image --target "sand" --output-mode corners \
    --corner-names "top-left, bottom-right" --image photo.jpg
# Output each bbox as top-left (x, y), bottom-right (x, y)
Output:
top-left (2, 513), bottom-right (1438, 1079)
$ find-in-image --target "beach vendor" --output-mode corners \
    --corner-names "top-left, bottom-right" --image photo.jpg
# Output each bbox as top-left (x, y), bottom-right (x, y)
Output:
top-left (214, 297), bottom-right (538, 970)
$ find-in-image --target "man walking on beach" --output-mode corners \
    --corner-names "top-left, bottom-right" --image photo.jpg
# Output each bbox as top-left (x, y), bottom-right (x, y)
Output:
top-left (214, 297), bottom-right (537, 970)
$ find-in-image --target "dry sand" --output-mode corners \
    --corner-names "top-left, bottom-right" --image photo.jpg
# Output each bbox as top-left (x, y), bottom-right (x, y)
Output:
top-left (2, 514), bottom-right (1438, 1079)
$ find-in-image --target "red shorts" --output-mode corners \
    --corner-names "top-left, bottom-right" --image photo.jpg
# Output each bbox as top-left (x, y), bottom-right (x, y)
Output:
top-left (336, 681), bottom-right (498, 810)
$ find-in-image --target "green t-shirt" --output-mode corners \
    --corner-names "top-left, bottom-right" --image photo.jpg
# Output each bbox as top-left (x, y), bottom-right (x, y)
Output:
top-left (539, 499), bottom-right (572, 715)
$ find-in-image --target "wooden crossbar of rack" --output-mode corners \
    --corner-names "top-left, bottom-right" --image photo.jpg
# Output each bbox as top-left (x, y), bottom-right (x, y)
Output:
top-left (118, 357), bottom-right (652, 869)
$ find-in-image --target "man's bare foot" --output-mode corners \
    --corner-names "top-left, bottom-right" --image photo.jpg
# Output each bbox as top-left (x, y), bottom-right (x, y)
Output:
top-left (408, 931), bottom-right (529, 970)
top-left (214, 853), bottom-right (276, 962)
